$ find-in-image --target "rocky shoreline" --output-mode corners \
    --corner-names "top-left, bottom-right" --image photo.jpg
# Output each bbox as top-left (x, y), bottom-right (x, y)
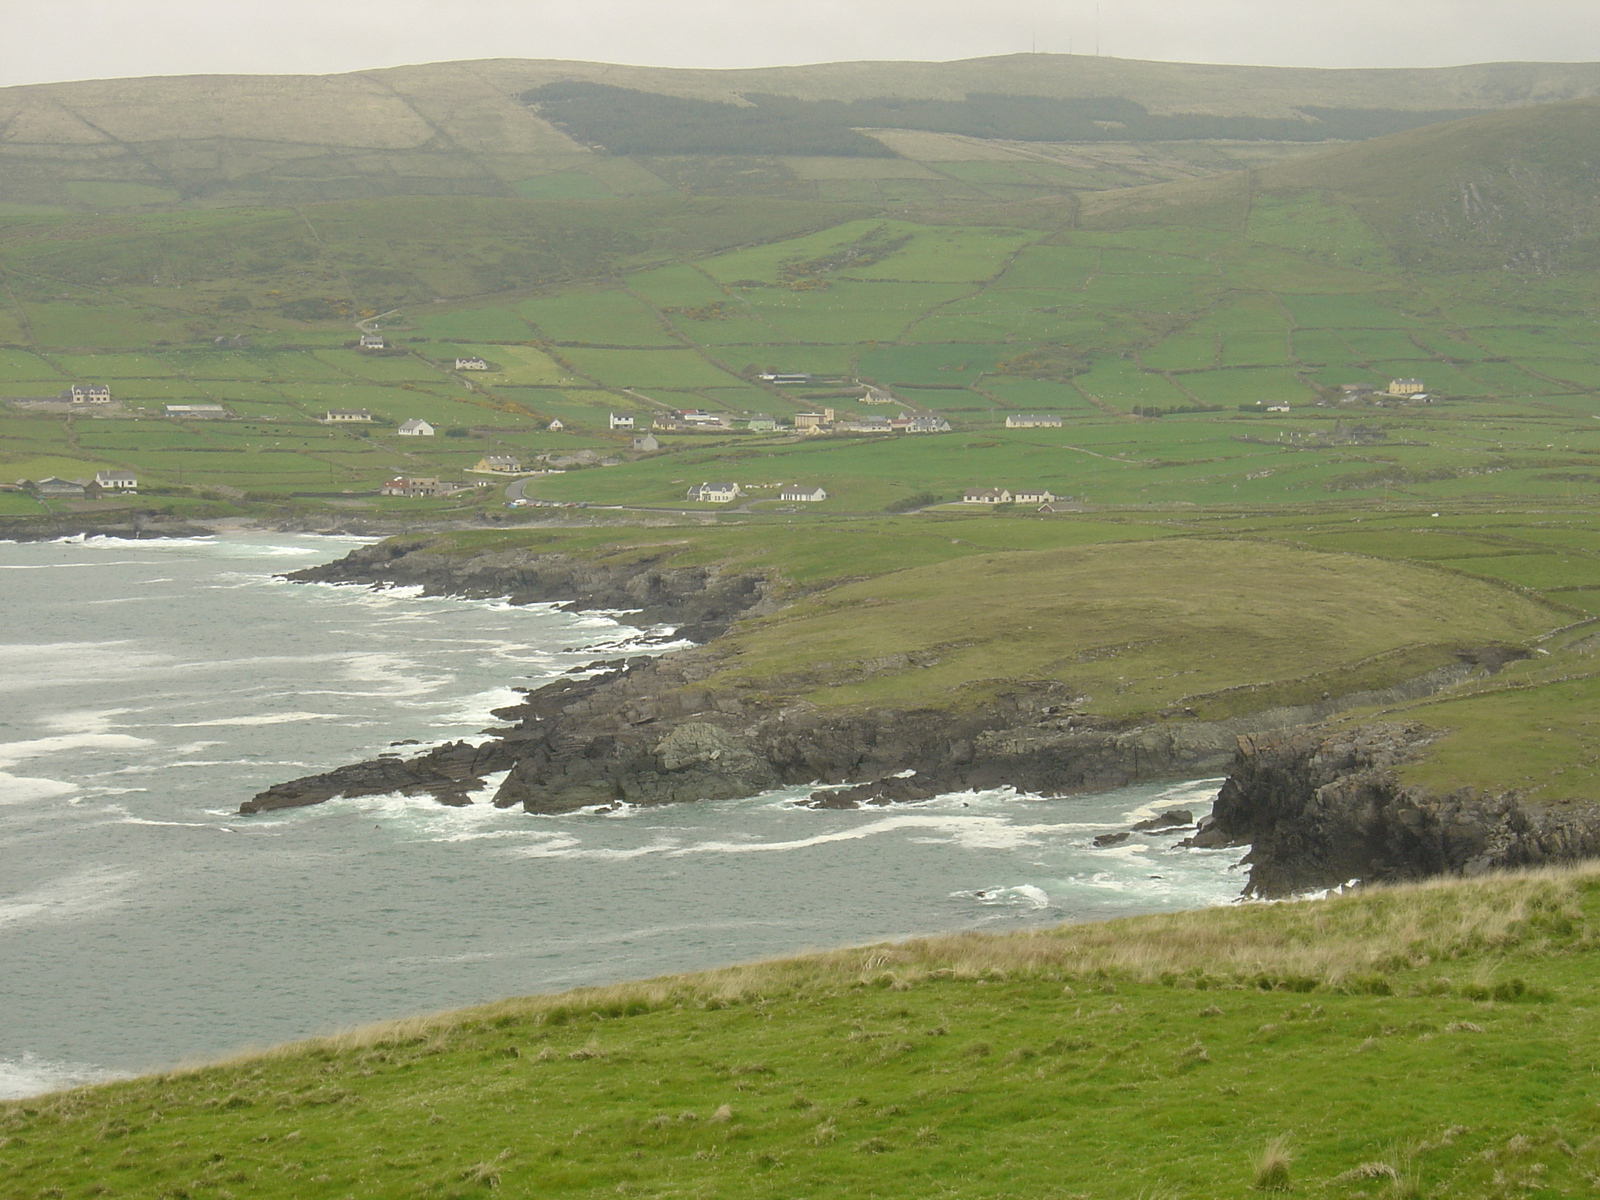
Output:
top-left (240, 537), bottom-right (1584, 900)
top-left (242, 537), bottom-right (1261, 817)
top-left (1186, 722), bottom-right (1600, 897)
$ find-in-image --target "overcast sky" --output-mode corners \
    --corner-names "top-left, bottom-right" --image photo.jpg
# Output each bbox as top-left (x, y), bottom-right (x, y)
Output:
top-left (2, 0), bottom-right (1595, 88)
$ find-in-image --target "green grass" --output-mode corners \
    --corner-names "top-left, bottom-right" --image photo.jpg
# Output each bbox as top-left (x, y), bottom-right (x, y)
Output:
top-left (704, 538), bottom-right (1561, 716)
top-left (13, 867), bottom-right (1600, 1199)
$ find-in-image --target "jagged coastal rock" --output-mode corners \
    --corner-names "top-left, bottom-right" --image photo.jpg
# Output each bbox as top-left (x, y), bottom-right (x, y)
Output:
top-left (1191, 723), bottom-right (1600, 897)
top-left (245, 538), bottom-right (1587, 899)
top-left (241, 539), bottom-right (1247, 815)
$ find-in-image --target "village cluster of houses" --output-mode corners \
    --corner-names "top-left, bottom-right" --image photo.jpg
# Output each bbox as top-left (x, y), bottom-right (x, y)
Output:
top-left (684, 482), bottom-right (827, 504)
top-left (961, 487), bottom-right (1059, 505)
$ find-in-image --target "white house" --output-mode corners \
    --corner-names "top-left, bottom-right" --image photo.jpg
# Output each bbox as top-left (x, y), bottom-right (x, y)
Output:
top-left (359, 333), bottom-right (387, 350)
top-left (609, 413), bottom-right (635, 430)
top-left (905, 416), bottom-right (951, 433)
top-left (963, 488), bottom-right (1012, 504)
top-left (1005, 414), bottom-right (1062, 429)
top-left (547, 418), bottom-right (564, 431)
top-left (94, 470), bottom-right (137, 491)
top-left (1012, 488), bottom-right (1056, 504)
top-left (397, 419), bottom-right (435, 437)
top-left (324, 409), bottom-right (373, 423)
top-left (686, 482), bottom-right (742, 503)
top-left (62, 384), bottom-right (111, 405)
top-left (746, 414), bottom-right (778, 432)
top-left (1265, 404), bottom-right (1291, 413)
top-left (780, 486), bottom-right (827, 502)
top-left (164, 403), bottom-right (229, 418)
top-left (836, 417), bottom-right (893, 434)
top-left (454, 357), bottom-right (489, 371)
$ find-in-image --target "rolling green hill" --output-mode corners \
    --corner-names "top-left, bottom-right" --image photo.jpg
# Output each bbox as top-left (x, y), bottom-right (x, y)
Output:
top-left (4, 55), bottom-right (1600, 209)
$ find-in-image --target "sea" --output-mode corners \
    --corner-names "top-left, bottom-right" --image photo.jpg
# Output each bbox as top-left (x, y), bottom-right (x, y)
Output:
top-left (0, 532), bottom-right (1247, 1099)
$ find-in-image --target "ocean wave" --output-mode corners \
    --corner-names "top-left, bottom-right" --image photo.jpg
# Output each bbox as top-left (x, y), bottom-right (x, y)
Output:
top-left (0, 1053), bottom-right (129, 1101)
top-left (0, 865), bottom-right (138, 930)
top-left (169, 712), bottom-right (345, 728)
top-left (952, 884), bottom-right (1053, 909)
top-left (0, 732), bottom-right (154, 769)
top-left (0, 772), bottom-right (79, 805)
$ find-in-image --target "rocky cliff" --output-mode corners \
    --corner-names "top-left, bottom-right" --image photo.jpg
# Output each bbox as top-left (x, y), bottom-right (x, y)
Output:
top-left (1190, 722), bottom-right (1600, 897)
top-left (242, 539), bottom-right (1255, 815)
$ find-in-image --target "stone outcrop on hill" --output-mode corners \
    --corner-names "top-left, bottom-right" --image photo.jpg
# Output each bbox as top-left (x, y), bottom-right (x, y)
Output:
top-left (1189, 723), bottom-right (1600, 897)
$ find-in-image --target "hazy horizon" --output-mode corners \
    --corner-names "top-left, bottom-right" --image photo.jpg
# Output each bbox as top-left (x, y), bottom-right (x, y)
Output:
top-left (2, 0), bottom-right (1596, 90)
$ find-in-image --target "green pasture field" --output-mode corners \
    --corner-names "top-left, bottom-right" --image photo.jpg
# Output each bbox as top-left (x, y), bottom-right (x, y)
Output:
top-left (1245, 190), bottom-right (1395, 266)
top-left (742, 281), bottom-right (972, 343)
top-left (1075, 357), bottom-right (1197, 410)
top-left (312, 349), bottom-right (442, 383)
top-left (15, 302), bottom-right (195, 348)
top-left (1526, 360), bottom-right (1600, 388)
top-left (1220, 329), bottom-right (1293, 367)
top-left (696, 219), bottom-right (917, 285)
top-left (49, 352), bottom-right (181, 378)
top-left (444, 345), bottom-right (570, 386)
top-left (517, 290), bottom-right (680, 347)
top-left (1078, 270), bottom-right (1222, 311)
top-left (838, 225), bottom-right (1039, 283)
top-left (708, 538), bottom-right (1560, 715)
top-left (1278, 292), bottom-right (1417, 328)
top-left (1178, 367), bottom-right (1312, 405)
top-left (1139, 331), bottom-right (1218, 371)
top-left (1, 454), bottom-right (114, 482)
top-left (986, 243), bottom-right (1101, 290)
top-left (856, 343), bottom-right (1012, 386)
top-left (415, 306), bottom-right (535, 341)
top-left (976, 379), bottom-right (1096, 412)
top-left (625, 264), bottom-right (731, 308)
top-left (0, 490), bottom-right (47, 514)
top-left (0, 350), bottom-right (66, 381)
top-left (558, 347), bottom-right (741, 391)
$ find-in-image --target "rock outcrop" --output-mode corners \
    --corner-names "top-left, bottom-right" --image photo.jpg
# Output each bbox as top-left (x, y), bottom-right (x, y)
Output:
top-left (1191, 723), bottom-right (1600, 897)
top-left (284, 538), bottom-right (775, 643)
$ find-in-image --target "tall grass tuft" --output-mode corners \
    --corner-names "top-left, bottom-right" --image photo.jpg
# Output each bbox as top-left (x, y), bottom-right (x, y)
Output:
top-left (1252, 1134), bottom-right (1293, 1192)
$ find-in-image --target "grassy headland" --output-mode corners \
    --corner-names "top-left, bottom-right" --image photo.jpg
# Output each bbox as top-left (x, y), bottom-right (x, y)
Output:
top-left (8, 866), bottom-right (1600, 1197)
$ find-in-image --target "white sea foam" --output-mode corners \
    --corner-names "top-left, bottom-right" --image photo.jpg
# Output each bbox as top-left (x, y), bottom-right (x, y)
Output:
top-left (0, 1053), bottom-right (129, 1100)
top-left (0, 642), bottom-right (171, 693)
top-left (0, 732), bottom-right (154, 768)
top-left (0, 865), bottom-right (137, 930)
top-left (169, 712), bottom-right (345, 728)
top-left (0, 773), bottom-right (79, 804)
top-left (954, 884), bottom-right (1053, 909)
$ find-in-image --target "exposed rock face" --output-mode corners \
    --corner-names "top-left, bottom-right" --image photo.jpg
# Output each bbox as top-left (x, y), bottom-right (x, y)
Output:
top-left (1193, 723), bottom-right (1600, 897)
top-left (284, 539), bottom-right (774, 643)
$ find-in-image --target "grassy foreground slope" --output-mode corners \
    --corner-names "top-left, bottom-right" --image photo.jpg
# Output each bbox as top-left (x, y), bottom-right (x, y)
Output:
top-left (9, 867), bottom-right (1600, 1198)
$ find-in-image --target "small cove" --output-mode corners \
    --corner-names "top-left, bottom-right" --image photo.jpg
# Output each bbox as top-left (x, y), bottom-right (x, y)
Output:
top-left (0, 533), bottom-right (1245, 1097)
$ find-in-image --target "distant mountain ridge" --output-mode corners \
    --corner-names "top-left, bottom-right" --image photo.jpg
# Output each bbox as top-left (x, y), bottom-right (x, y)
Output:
top-left (3, 54), bottom-right (1600, 209)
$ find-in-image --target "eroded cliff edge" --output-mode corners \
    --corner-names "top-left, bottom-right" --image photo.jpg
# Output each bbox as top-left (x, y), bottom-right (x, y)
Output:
top-left (240, 537), bottom-right (1270, 815)
top-left (242, 536), bottom-right (1549, 890)
top-left (1191, 722), bottom-right (1600, 897)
